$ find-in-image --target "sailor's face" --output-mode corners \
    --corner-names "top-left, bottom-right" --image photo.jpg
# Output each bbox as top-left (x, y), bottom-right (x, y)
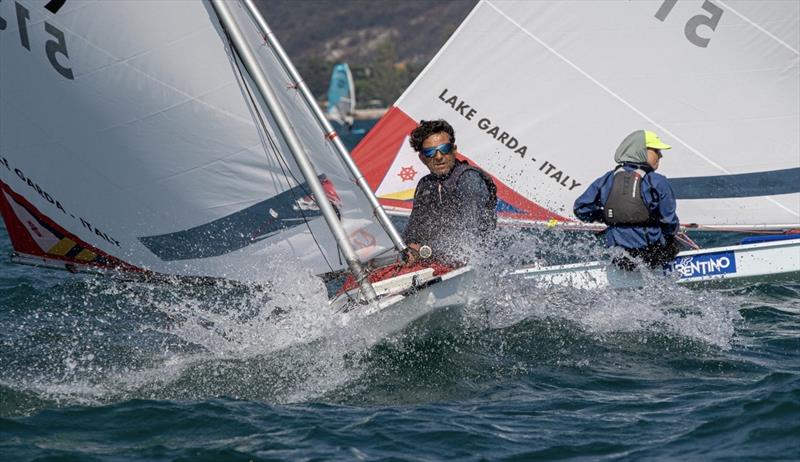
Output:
top-left (419, 132), bottom-right (456, 176)
top-left (647, 148), bottom-right (662, 170)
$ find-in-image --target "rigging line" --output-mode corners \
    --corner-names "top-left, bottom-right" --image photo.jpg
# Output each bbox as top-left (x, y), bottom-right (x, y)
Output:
top-left (256, 43), bottom-right (348, 269)
top-left (716, 0), bottom-right (799, 56)
top-left (676, 232), bottom-right (701, 250)
top-left (239, 64), bottom-right (337, 275)
top-left (485, 0), bottom-right (798, 219)
top-left (244, 71), bottom-right (341, 278)
top-left (240, 16), bottom-right (349, 271)
top-left (236, 1), bottom-right (308, 92)
top-left (223, 27), bottom-right (338, 276)
top-left (240, 3), bottom-right (401, 263)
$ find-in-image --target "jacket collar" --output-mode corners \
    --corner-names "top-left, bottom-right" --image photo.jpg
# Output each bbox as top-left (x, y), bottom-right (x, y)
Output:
top-left (620, 162), bottom-right (654, 174)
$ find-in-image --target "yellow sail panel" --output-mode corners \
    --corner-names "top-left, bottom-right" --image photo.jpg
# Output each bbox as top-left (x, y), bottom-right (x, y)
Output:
top-left (379, 189), bottom-right (416, 201)
top-left (75, 249), bottom-right (97, 262)
top-left (48, 238), bottom-right (78, 256)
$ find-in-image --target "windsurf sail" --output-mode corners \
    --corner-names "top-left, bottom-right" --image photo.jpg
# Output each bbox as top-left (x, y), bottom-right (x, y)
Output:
top-left (354, 0), bottom-right (800, 230)
top-left (326, 63), bottom-right (356, 125)
top-left (0, 0), bottom-right (395, 282)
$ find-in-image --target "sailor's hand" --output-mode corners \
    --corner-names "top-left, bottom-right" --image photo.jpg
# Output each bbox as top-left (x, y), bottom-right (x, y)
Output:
top-left (664, 233), bottom-right (683, 258)
top-left (403, 243), bottom-right (422, 264)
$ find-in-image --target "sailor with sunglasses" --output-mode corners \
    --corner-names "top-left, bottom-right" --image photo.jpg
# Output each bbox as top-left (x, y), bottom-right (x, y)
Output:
top-left (403, 119), bottom-right (497, 266)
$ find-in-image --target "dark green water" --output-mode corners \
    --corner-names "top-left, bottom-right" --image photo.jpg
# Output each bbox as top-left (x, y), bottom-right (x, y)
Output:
top-left (1, 222), bottom-right (798, 461)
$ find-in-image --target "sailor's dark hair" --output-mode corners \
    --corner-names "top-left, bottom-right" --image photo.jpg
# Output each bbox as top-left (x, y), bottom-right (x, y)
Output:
top-left (409, 119), bottom-right (455, 153)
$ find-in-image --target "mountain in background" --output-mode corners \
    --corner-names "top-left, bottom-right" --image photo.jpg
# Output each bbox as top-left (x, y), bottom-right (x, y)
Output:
top-left (256, 0), bottom-right (477, 107)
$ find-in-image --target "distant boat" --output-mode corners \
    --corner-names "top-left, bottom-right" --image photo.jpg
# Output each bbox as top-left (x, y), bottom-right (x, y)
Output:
top-left (354, 0), bottom-right (800, 287)
top-left (326, 63), bottom-right (356, 127)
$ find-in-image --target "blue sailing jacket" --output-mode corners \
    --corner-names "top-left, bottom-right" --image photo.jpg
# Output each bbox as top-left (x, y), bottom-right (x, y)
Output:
top-left (573, 164), bottom-right (680, 249)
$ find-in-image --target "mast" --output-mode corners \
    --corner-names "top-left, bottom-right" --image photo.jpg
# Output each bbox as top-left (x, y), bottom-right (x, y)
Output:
top-left (209, 0), bottom-right (377, 301)
top-left (241, 0), bottom-right (407, 253)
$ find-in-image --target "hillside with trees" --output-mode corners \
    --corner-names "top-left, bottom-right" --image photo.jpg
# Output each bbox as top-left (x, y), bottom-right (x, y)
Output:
top-left (256, 0), bottom-right (477, 107)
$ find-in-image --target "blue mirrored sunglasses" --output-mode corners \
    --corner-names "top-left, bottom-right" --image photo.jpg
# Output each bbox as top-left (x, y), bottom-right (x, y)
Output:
top-left (421, 143), bottom-right (454, 158)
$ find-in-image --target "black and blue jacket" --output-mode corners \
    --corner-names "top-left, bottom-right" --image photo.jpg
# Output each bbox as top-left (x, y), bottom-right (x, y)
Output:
top-left (574, 163), bottom-right (679, 249)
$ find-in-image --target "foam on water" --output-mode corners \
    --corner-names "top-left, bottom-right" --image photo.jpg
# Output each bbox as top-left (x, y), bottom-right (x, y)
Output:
top-left (0, 247), bottom-right (374, 410)
top-left (472, 228), bottom-right (743, 349)
top-left (0, 227), bottom-right (781, 417)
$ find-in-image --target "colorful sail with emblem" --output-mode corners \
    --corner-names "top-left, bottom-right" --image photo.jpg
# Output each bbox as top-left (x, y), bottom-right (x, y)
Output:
top-left (0, 0), bottom-right (394, 282)
top-left (326, 63), bottom-right (356, 125)
top-left (353, 0), bottom-right (800, 229)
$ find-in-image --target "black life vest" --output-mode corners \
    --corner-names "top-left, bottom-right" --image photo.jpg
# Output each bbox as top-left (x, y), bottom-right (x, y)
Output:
top-left (603, 165), bottom-right (654, 225)
top-left (411, 160), bottom-right (497, 238)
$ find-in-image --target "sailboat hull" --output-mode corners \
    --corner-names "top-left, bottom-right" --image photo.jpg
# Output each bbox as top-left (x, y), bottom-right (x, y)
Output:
top-left (333, 266), bottom-right (476, 339)
top-left (510, 239), bottom-right (800, 290)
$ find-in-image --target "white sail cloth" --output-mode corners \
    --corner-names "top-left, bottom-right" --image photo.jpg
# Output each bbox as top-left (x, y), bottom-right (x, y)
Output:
top-left (357, 0), bottom-right (799, 229)
top-left (0, 0), bottom-right (393, 281)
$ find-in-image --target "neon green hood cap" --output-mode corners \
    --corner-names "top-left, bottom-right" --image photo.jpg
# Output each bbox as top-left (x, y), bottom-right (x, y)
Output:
top-left (644, 130), bottom-right (672, 150)
top-left (615, 130), bottom-right (672, 164)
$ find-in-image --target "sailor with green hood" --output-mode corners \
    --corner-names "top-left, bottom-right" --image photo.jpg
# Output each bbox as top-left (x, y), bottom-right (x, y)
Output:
top-left (573, 130), bottom-right (681, 268)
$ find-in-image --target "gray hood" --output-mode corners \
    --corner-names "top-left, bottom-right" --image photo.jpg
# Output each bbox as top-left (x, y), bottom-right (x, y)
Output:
top-left (614, 130), bottom-right (648, 164)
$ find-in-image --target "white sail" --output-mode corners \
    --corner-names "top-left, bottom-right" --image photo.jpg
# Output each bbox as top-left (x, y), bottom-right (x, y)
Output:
top-left (353, 0), bottom-right (800, 229)
top-left (0, 0), bottom-right (393, 281)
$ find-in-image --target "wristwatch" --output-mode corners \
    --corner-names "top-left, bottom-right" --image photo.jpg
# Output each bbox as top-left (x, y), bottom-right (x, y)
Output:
top-left (418, 245), bottom-right (432, 259)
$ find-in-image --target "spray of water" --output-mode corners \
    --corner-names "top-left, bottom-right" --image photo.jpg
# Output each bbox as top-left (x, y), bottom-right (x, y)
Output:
top-left (0, 226), bottom-right (760, 416)
top-left (472, 227), bottom-right (743, 350)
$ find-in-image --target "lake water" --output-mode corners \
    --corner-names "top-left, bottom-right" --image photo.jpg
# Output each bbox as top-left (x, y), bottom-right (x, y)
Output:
top-left (2, 121), bottom-right (799, 461)
top-left (1, 217), bottom-right (798, 461)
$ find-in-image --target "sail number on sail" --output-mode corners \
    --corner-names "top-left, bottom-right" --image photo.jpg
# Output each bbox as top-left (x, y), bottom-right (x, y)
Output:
top-left (654, 0), bottom-right (724, 48)
top-left (0, 0), bottom-right (73, 79)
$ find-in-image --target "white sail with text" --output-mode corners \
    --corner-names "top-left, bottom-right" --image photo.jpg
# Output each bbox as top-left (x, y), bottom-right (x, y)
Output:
top-left (353, 0), bottom-right (800, 230)
top-left (0, 0), bottom-right (393, 282)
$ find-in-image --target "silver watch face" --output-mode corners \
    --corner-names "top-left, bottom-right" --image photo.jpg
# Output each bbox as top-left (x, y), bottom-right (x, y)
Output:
top-left (419, 245), bottom-right (432, 259)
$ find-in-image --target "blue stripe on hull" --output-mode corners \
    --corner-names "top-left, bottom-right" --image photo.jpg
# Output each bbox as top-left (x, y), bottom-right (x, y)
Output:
top-left (740, 234), bottom-right (800, 245)
top-left (670, 168), bottom-right (800, 199)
